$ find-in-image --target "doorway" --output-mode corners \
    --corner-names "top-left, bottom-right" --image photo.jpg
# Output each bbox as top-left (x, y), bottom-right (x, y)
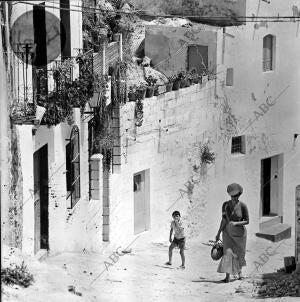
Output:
top-left (188, 45), bottom-right (208, 75)
top-left (134, 170), bottom-right (150, 234)
top-left (261, 154), bottom-right (283, 217)
top-left (88, 119), bottom-right (95, 200)
top-left (296, 185), bottom-right (300, 262)
top-left (33, 144), bottom-right (49, 253)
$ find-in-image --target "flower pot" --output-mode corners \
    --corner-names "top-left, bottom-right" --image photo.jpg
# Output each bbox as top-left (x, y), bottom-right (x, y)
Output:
top-left (186, 79), bottom-right (191, 87)
top-left (187, 79), bottom-right (193, 86)
top-left (128, 91), bottom-right (136, 102)
top-left (154, 85), bottom-right (159, 96)
top-left (99, 27), bottom-right (108, 36)
top-left (180, 79), bottom-right (189, 88)
top-left (136, 87), bottom-right (146, 100)
top-left (36, 105), bottom-right (46, 123)
top-left (166, 82), bottom-right (173, 92)
top-left (192, 77), bottom-right (200, 84)
top-left (146, 86), bottom-right (155, 98)
top-left (172, 79), bottom-right (181, 91)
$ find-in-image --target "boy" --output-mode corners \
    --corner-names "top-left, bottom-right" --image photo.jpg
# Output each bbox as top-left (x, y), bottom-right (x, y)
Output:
top-left (165, 210), bottom-right (185, 269)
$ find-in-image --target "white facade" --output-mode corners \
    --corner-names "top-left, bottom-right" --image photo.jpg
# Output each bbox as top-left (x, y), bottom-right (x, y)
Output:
top-left (8, 0), bottom-right (103, 256)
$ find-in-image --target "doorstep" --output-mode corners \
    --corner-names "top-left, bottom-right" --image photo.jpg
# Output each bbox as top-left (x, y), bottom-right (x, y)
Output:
top-left (256, 222), bottom-right (291, 242)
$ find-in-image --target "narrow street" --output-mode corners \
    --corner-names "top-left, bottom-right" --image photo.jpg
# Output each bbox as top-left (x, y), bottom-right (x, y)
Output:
top-left (2, 235), bottom-right (298, 302)
top-left (1, 1), bottom-right (300, 301)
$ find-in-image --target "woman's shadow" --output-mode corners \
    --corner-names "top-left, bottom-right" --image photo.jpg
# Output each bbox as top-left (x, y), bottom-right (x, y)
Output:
top-left (192, 277), bottom-right (238, 284)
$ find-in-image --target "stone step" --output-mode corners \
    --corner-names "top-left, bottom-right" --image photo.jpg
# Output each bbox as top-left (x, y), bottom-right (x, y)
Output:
top-left (260, 216), bottom-right (282, 230)
top-left (34, 249), bottom-right (48, 261)
top-left (256, 223), bottom-right (291, 242)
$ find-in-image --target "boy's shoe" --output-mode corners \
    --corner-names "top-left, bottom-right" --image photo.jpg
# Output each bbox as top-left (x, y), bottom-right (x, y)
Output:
top-left (165, 262), bottom-right (172, 266)
top-left (179, 265), bottom-right (185, 269)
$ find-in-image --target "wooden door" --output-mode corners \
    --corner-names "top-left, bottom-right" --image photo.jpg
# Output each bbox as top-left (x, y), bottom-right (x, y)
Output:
top-left (33, 144), bottom-right (49, 253)
top-left (188, 45), bottom-right (208, 75)
top-left (270, 155), bottom-right (279, 215)
top-left (261, 157), bottom-right (271, 216)
top-left (134, 172), bottom-right (146, 234)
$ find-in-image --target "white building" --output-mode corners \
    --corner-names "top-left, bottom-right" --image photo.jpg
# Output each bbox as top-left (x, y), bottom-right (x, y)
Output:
top-left (5, 0), bottom-right (125, 256)
top-left (104, 0), bottom-right (300, 258)
top-left (4, 0), bottom-right (100, 256)
top-left (2, 0), bottom-right (300, 264)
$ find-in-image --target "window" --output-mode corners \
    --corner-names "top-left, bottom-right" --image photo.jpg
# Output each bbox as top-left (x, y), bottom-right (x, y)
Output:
top-left (263, 35), bottom-right (275, 72)
top-left (231, 135), bottom-right (246, 155)
top-left (188, 45), bottom-right (208, 76)
top-left (66, 126), bottom-right (80, 208)
top-left (226, 68), bottom-right (234, 86)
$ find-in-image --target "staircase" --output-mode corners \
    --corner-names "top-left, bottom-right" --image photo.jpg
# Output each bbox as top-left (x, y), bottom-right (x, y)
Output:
top-left (256, 216), bottom-right (291, 242)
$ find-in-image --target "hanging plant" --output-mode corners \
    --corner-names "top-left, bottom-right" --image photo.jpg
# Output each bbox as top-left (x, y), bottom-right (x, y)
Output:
top-left (135, 99), bottom-right (144, 127)
top-left (37, 51), bottom-right (104, 126)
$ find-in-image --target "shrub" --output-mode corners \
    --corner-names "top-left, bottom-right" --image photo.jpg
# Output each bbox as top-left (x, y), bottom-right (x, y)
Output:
top-left (200, 143), bottom-right (215, 165)
top-left (1, 262), bottom-right (34, 288)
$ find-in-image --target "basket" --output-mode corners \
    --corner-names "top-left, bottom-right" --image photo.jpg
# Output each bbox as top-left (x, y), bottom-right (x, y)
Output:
top-left (211, 240), bottom-right (224, 261)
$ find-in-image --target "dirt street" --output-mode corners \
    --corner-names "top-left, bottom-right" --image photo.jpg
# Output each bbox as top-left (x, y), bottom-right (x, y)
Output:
top-left (2, 235), bottom-right (299, 302)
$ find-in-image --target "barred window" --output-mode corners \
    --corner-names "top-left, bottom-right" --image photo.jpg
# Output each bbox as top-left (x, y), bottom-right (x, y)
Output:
top-left (263, 35), bottom-right (275, 72)
top-left (66, 125), bottom-right (80, 208)
top-left (231, 135), bottom-right (246, 154)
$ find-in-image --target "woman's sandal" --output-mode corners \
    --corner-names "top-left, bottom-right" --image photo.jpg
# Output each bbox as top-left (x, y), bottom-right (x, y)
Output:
top-left (221, 278), bottom-right (230, 283)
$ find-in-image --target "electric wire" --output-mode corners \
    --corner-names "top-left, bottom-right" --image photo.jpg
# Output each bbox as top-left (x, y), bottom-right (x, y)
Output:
top-left (13, 1), bottom-right (300, 23)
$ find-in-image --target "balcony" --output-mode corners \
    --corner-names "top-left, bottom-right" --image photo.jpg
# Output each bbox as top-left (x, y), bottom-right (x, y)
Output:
top-left (10, 49), bottom-right (99, 126)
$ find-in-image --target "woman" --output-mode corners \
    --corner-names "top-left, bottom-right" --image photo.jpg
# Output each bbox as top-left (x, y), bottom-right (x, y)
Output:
top-left (215, 183), bottom-right (249, 282)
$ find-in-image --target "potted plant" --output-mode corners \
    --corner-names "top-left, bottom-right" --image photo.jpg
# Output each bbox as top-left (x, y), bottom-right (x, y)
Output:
top-left (166, 75), bottom-right (176, 92)
top-left (136, 84), bottom-right (146, 100)
top-left (128, 85), bottom-right (137, 102)
top-left (178, 71), bottom-right (189, 88)
top-left (145, 75), bottom-right (157, 98)
top-left (172, 74), bottom-right (181, 91)
top-left (188, 68), bottom-right (201, 84)
top-left (154, 85), bottom-right (159, 96)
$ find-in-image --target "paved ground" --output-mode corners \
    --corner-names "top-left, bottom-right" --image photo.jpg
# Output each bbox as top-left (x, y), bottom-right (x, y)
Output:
top-left (2, 234), bottom-right (299, 302)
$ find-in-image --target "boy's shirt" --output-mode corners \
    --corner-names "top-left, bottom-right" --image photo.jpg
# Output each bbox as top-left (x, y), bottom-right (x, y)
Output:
top-left (171, 219), bottom-right (185, 239)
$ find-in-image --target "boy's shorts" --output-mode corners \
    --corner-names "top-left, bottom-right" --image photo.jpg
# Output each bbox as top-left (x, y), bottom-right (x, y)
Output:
top-left (172, 237), bottom-right (186, 250)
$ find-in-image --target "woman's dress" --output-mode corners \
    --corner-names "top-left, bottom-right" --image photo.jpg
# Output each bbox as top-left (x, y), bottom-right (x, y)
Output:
top-left (217, 200), bottom-right (249, 275)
